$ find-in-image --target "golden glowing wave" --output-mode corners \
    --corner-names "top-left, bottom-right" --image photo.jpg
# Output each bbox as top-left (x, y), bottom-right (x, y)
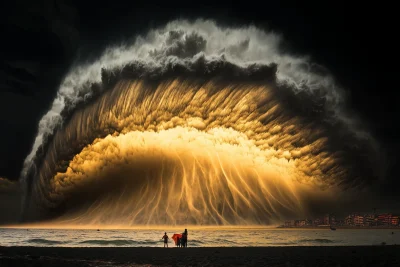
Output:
top-left (33, 79), bottom-right (345, 225)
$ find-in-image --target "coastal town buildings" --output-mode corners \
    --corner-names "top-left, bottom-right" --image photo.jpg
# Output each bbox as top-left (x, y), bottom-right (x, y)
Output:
top-left (282, 212), bottom-right (400, 228)
top-left (392, 216), bottom-right (399, 226)
top-left (364, 214), bottom-right (376, 226)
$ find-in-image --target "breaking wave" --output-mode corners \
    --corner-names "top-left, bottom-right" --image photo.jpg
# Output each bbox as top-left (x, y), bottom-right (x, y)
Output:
top-left (27, 238), bottom-right (66, 245)
top-left (20, 19), bottom-right (382, 225)
top-left (79, 239), bottom-right (156, 246)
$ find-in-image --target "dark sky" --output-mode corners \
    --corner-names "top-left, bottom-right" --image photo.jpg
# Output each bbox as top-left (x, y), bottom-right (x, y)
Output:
top-left (1, 0), bottom-right (398, 197)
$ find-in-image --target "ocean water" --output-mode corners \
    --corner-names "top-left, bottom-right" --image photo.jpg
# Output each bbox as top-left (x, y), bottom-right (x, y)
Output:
top-left (0, 227), bottom-right (399, 247)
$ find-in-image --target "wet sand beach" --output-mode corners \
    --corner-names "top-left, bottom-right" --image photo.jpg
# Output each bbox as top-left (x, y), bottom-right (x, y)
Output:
top-left (1, 246), bottom-right (399, 266)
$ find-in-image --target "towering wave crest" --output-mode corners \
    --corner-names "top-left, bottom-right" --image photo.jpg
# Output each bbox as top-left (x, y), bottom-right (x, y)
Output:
top-left (21, 20), bottom-right (381, 225)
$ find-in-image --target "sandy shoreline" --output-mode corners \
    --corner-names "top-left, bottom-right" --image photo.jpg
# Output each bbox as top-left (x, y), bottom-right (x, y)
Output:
top-left (1, 246), bottom-right (399, 266)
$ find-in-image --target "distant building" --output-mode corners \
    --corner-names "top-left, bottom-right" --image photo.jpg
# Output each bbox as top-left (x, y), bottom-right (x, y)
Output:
top-left (322, 214), bottom-right (336, 225)
top-left (296, 220), bottom-right (306, 227)
top-left (377, 214), bottom-right (392, 226)
top-left (391, 216), bottom-right (399, 226)
top-left (314, 218), bottom-right (321, 226)
top-left (324, 214), bottom-right (330, 225)
top-left (336, 219), bottom-right (345, 226)
top-left (345, 214), bottom-right (354, 225)
top-left (364, 214), bottom-right (376, 226)
top-left (330, 215), bottom-right (336, 225)
top-left (284, 220), bottom-right (296, 227)
top-left (354, 215), bottom-right (364, 226)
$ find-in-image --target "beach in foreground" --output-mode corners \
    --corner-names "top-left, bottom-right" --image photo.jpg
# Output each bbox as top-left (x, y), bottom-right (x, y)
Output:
top-left (1, 246), bottom-right (399, 266)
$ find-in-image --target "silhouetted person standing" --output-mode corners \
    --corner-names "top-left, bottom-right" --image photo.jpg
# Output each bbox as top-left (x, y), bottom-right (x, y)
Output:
top-left (162, 232), bottom-right (169, 248)
top-left (181, 229), bottom-right (188, 247)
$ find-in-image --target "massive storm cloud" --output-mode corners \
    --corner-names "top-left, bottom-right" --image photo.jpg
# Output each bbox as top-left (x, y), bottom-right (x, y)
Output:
top-left (20, 20), bottom-right (381, 226)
